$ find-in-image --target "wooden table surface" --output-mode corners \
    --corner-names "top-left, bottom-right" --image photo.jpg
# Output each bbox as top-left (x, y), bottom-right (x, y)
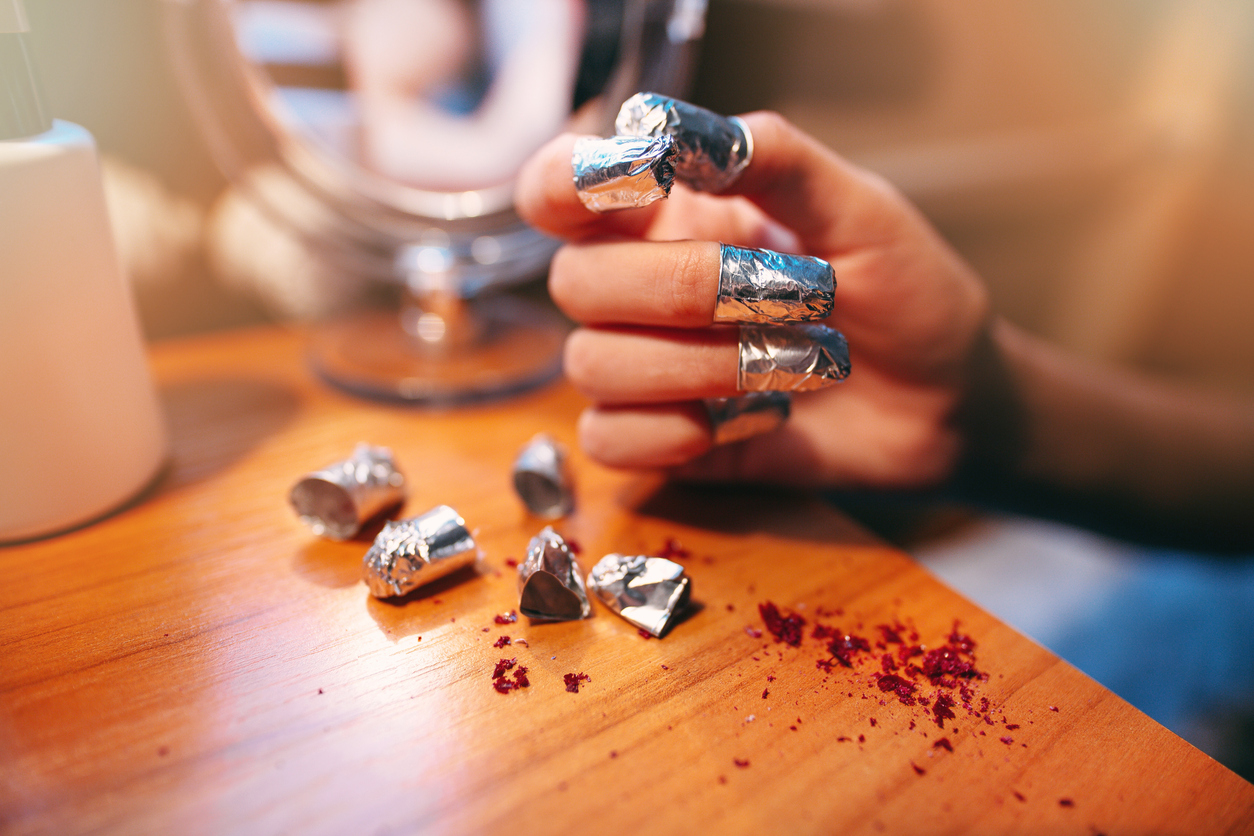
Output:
top-left (2, 325), bottom-right (1251, 836)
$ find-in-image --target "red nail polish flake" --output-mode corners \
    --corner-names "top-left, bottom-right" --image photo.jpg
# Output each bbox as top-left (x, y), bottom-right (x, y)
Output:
top-left (564, 672), bottom-right (591, 693)
top-left (733, 758), bottom-right (750, 768)
top-left (911, 762), bottom-right (926, 776)
top-left (726, 603), bottom-right (735, 611)
top-left (638, 629), bottom-right (654, 639)
top-left (869, 717), bottom-right (877, 727)
top-left (790, 725), bottom-right (798, 731)
top-left (1000, 736), bottom-right (1013, 745)
top-left (758, 602), bottom-right (806, 646)
top-left (1049, 705), bottom-right (1060, 713)
top-left (493, 657), bottom-right (517, 679)
top-left (1059, 798), bottom-right (1075, 808)
top-left (1004, 723), bottom-right (1020, 731)
top-left (933, 738), bottom-right (953, 752)
top-left (656, 538), bottom-right (691, 560)
top-left (932, 693), bottom-right (957, 729)
top-left (494, 610), bottom-right (518, 625)
top-left (745, 626), bottom-right (763, 639)
top-left (837, 736), bottom-right (851, 742)
top-left (762, 688), bottom-right (770, 699)
top-left (493, 635), bottom-right (511, 648)
top-left (827, 633), bottom-right (871, 668)
top-left (566, 538), bottom-right (582, 554)
top-left (504, 558), bottom-right (518, 568)
top-left (874, 674), bottom-right (918, 706)
top-left (878, 623), bottom-right (905, 644)
top-left (857, 734), bottom-right (866, 743)
top-left (1013, 791), bottom-right (1026, 802)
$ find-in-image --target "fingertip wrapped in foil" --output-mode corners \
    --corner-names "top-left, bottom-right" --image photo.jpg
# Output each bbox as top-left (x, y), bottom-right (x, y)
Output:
top-left (705, 392), bottom-right (791, 445)
top-left (573, 134), bottom-right (677, 213)
top-left (587, 553), bottom-right (692, 638)
top-left (738, 323), bottom-right (851, 392)
top-left (518, 526), bottom-right (591, 621)
top-left (289, 443), bottom-right (405, 540)
top-left (512, 433), bottom-right (574, 518)
top-left (715, 244), bottom-right (835, 324)
top-left (362, 505), bottom-right (478, 598)
top-left (615, 92), bottom-right (753, 193)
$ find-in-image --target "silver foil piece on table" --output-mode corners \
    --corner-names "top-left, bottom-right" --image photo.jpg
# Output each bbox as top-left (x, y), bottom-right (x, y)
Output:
top-left (362, 505), bottom-right (478, 598)
top-left (518, 526), bottom-right (590, 621)
top-left (587, 553), bottom-right (692, 638)
top-left (705, 392), bottom-right (791, 445)
top-left (512, 434), bottom-right (574, 518)
top-left (715, 244), bottom-right (834, 323)
top-left (572, 135), bottom-right (677, 212)
top-left (738, 323), bottom-right (851, 392)
top-left (289, 443), bottom-right (405, 540)
top-left (615, 92), bottom-right (753, 193)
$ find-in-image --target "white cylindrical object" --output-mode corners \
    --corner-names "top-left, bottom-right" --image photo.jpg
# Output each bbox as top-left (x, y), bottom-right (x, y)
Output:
top-left (0, 121), bottom-right (168, 543)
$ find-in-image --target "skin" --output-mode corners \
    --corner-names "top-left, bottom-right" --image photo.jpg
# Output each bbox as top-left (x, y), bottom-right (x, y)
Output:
top-left (515, 111), bottom-right (1254, 551)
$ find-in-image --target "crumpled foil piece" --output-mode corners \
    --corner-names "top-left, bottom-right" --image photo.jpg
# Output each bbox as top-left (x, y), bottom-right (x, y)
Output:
top-left (572, 134), bottom-right (677, 212)
top-left (289, 443), bottom-right (405, 540)
top-left (587, 553), bottom-right (692, 638)
top-left (512, 434), bottom-right (574, 518)
top-left (715, 244), bottom-right (835, 323)
top-left (518, 526), bottom-right (591, 621)
top-left (705, 392), bottom-right (792, 445)
top-left (362, 505), bottom-right (478, 598)
top-left (615, 92), bottom-right (753, 193)
top-left (738, 323), bottom-right (852, 392)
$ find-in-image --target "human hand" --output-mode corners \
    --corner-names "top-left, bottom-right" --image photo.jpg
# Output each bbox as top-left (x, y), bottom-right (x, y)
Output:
top-left (515, 110), bottom-right (990, 490)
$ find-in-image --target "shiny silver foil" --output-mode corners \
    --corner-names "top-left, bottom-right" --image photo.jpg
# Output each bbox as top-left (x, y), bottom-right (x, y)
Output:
top-left (572, 135), bottom-right (677, 212)
top-left (586, 553), bottom-right (691, 638)
top-left (289, 443), bottom-right (405, 540)
top-left (738, 323), bottom-right (852, 392)
top-left (615, 92), bottom-right (753, 193)
top-left (714, 244), bottom-right (834, 323)
top-left (705, 392), bottom-right (791, 445)
top-left (362, 505), bottom-right (478, 598)
top-left (518, 526), bottom-right (591, 621)
top-left (512, 434), bottom-right (574, 518)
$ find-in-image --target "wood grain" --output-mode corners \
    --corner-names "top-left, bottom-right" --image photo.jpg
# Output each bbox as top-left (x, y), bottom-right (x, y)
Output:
top-left (1, 325), bottom-right (1251, 836)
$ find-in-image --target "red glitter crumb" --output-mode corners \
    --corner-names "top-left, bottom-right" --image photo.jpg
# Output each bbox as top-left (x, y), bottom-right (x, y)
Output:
top-left (564, 672), bottom-right (592, 693)
top-left (1049, 705), bottom-right (1060, 712)
top-left (875, 673), bottom-right (918, 706)
top-left (857, 734), bottom-right (866, 743)
top-left (827, 633), bottom-right (871, 667)
top-left (933, 693), bottom-right (957, 729)
top-left (504, 558), bottom-right (518, 568)
top-left (494, 635), bottom-right (511, 648)
top-left (790, 725), bottom-right (797, 731)
top-left (762, 688), bottom-right (770, 699)
top-left (609, 751), bottom-right (618, 759)
top-left (656, 538), bottom-right (691, 560)
top-left (745, 626), bottom-right (763, 639)
top-left (566, 538), bottom-right (582, 554)
top-left (767, 675), bottom-right (776, 682)
top-left (481, 627), bottom-right (489, 632)
top-left (933, 738), bottom-right (953, 752)
top-left (726, 604), bottom-right (735, 611)
top-left (1005, 723), bottom-right (1020, 731)
top-left (493, 658), bottom-right (517, 678)
top-left (492, 662), bottom-right (529, 694)
top-left (1000, 736), bottom-right (1014, 745)
top-left (638, 629), bottom-right (654, 639)
top-left (837, 736), bottom-right (851, 742)
top-left (733, 758), bottom-right (750, 768)
top-left (869, 718), bottom-right (877, 727)
top-left (1059, 798), bottom-right (1075, 808)
top-left (759, 601), bottom-right (806, 646)
top-left (494, 611), bottom-right (518, 625)
top-left (1013, 791), bottom-right (1026, 803)
top-left (911, 762), bottom-right (926, 776)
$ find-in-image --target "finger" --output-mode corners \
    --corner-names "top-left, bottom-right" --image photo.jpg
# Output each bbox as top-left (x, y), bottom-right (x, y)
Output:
top-left (576, 403), bottom-right (713, 469)
top-left (515, 133), bottom-right (661, 240)
top-left (550, 239), bottom-right (721, 327)
top-left (563, 326), bottom-right (739, 403)
top-left (725, 111), bottom-right (918, 255)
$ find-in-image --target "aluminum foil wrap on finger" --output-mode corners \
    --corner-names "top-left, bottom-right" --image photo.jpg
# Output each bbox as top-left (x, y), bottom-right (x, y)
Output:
top-left (518, 527), bottom-right (590, 621)
top-left (705, 392), bottom-right (792, 445)
top-left (512, 434), bottom-right (574, 518)
top-left (615, 92), bottom-right (753, 193)
top-left (572, 135), bottom-right (677, 212)
top-left (739, 323), bottom-right (851, 392)
top-left (715, 244), bottom-right (834, 324)
top-left (289, 443), bottom-right (405, 540)
top-left (362, 505), bottom-right (478, 598)
top-left (587, 553), bottom-right (692, 638)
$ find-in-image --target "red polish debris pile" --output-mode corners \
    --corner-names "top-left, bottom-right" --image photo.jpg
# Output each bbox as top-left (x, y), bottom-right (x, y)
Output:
top-left (494, 635), bottom-right (512, 648)
top-left (655, 538), bottom-right (691, 560)
top-left (492, 658), bottom-right (530, 694)
top-left (494, 610), bottom-right (519, 625)
top-left (564, 672), bottom-right (592, 693)
top-left (758, 601), bottom-right (806, 647)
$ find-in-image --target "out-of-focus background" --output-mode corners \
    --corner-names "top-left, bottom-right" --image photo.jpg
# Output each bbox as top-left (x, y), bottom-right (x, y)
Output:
top-left (20, 0), bottom-right (1254, 778)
